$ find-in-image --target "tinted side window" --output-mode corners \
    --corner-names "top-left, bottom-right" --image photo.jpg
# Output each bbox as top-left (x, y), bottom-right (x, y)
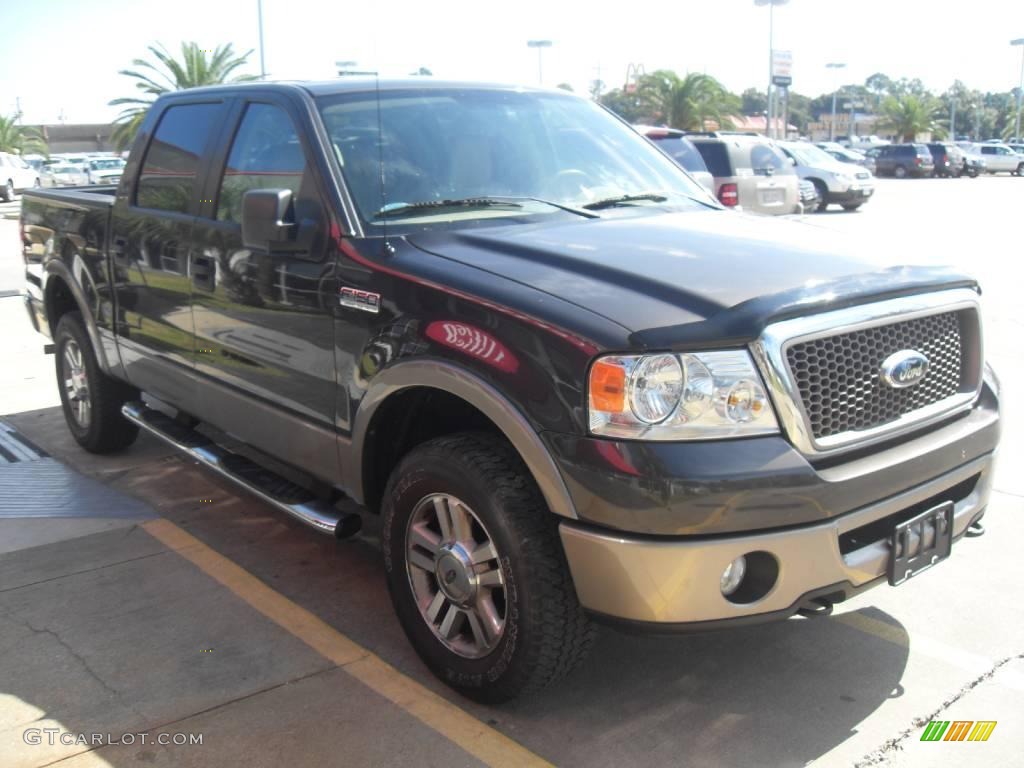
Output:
top-left (217, 103), bottom-right (307, 223)
top-left (980, 146), bottom-right (995, 155)
top-left (693, 142), bottom-right (732, 177)
top-left (136, 103), bottom-right (223, 213)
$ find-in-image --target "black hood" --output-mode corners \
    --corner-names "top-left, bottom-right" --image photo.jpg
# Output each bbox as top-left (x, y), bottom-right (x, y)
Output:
top-left (407, 209), bottom-right (976, 350)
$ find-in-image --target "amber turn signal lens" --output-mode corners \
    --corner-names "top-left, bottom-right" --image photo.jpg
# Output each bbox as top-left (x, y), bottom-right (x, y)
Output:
top-left (590, 359), bottom-right (626, 413)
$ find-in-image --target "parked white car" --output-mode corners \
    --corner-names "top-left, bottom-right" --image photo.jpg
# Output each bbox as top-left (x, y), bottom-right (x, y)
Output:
top-left (40, 163), bottom-right (89, 188)
top-left (0, 151), bottom-right (41, 201)
top-left (85, 157), bottom-right (126, 185)
top-left (972, 143), bottom-right (1024, 175)
top-left (778, 141), bottom-right (875, 212)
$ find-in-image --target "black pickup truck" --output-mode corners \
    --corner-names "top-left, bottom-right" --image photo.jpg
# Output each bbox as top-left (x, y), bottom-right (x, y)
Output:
top-left (21, 80), bottom-right (1000, 702)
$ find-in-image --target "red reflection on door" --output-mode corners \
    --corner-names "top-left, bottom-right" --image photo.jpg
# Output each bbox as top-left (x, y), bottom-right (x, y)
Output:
top-left (425, 321), bottom-right (519, 373)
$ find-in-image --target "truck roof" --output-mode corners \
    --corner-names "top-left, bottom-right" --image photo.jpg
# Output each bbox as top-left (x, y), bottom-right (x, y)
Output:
top-left (162, 78), bottom-right (560, 100)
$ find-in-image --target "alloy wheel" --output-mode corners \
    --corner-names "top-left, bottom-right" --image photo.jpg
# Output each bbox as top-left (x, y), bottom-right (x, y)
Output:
top-left (61, 339), bottom-right (92, 429)
top-left (405, 493), bottom-right (506, 659)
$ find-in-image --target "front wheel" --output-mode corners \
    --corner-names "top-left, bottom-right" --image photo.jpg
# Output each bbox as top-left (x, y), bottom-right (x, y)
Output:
top-left (382, 433), bottom-right (594, 703)
top-left (1, 178), bottom-right (13, 202)
top-left (54, 312), bottom-right (140, 453)
top-left (1016, 163), bottom-right (1024, 177)
top-left (842, 203), bottom-right (862, 211)
top-left (811, 180), bottom-right (829, 212)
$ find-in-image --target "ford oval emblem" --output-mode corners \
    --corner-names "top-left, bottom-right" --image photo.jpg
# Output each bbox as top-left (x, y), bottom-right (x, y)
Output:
top-left (880, 350), bottom-right (930, 389)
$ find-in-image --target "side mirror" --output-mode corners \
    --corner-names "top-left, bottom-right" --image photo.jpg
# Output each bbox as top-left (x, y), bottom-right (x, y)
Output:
top-left (241, 189), bottom-right (295, 251)
top-left (788, 156), bottom-right (796, 166)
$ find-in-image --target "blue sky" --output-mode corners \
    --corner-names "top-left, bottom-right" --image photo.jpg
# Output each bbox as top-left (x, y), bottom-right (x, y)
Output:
top-left (3, 0), bottom-right (1023, 124)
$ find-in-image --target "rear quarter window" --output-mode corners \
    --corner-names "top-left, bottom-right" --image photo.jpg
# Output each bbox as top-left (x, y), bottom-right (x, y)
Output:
top-left (692, 142), bottom-right (732, 177)
top-left (136, 102), bottom-right (224, 213)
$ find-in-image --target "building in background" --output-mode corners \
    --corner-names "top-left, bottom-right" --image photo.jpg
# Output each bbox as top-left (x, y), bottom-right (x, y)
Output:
top-left (807, 113), bottom-right (880, 142)
top-left (27, 124), bottom-right (117, 154)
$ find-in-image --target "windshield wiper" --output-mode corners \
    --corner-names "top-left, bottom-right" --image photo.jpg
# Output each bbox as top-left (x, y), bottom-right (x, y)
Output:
top-left (373, 195), bottom-right (599, 221)
top-left (582, 192), bottom-right (669, 210)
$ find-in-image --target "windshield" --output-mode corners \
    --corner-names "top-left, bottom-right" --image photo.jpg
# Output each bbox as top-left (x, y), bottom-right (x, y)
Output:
top-left (785, 143), bottom-right (838, 166)
top-left (317, 88), bottom-right (709, 230)
top-left (90, 158), bottom-right (124, 170)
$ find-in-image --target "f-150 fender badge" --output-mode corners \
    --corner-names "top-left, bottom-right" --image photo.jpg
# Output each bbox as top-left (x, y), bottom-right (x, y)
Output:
top-left (339, 286), bottom-right (381, 313)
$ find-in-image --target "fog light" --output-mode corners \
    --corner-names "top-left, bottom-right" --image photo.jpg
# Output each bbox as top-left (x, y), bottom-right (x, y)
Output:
top-left (720, 556), bottom-right (747, 596)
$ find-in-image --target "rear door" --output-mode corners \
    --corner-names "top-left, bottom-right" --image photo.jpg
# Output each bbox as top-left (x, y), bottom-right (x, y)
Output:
top-left (188, 94), bottom-right (340, 483)
top-left (110, 99), bottom-right (228, 407)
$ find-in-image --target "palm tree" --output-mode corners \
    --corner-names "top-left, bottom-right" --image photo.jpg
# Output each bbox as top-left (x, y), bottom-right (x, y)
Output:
top-left (636, 71), bottom-right (739, 131)
top-left (109, 42), bottom-right (257, 149)
top-left (878, 94), bottom-right (944, 141)
top-left (0, 115), bottom-right (47, 155)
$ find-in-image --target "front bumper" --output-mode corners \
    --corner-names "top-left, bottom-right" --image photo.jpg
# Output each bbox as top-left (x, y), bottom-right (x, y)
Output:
top-left (560, 450), bottom-right (993, 626)
top-left (550, 377), bottom-right (999, 626)
top-left (826, 186), bottom-right (874, 204)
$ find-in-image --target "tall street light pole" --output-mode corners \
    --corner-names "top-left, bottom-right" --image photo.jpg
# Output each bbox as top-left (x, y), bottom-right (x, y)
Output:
top-left (826, 62), bottom-right (846, 142)
top-left (257, 0), bottom-right (267, 79)
top-left (527, 40), bottom-right (553, 86)
top-left (1012, 38), bottom-right (1024, 142)
top-left (756, 0), bottom-right (789, 139)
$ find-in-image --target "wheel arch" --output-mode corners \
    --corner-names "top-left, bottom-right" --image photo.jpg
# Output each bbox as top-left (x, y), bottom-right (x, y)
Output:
top-left (43, 261), bottom-right (113, 374)
top-left (348, 360), bottom-right (578, 521)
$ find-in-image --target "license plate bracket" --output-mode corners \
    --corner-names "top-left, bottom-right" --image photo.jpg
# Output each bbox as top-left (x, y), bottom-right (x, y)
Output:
top-left (888, 501), bottom-right (954, 586)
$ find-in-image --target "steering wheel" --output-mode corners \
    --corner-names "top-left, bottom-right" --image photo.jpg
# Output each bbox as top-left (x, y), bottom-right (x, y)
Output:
top-left (548, 169), bottom-right (593, 200)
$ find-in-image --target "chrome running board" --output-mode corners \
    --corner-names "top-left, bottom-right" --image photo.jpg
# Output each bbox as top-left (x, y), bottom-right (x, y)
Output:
top-left (122, 401), bottom-right (360, 537)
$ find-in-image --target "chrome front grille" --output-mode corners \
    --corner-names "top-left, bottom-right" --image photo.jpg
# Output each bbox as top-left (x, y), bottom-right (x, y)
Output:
top-left (752, 289), bottom-right (983, 456)
top-left (786, 311), bottom-right (964, 439)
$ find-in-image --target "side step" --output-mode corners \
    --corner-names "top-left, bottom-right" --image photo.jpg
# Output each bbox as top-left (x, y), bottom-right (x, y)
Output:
top-left (121, 401), bottom-right (361, 538)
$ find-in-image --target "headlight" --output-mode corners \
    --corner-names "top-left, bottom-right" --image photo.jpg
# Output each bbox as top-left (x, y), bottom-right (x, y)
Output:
top-left (588, 350), bottom-right (779, 440)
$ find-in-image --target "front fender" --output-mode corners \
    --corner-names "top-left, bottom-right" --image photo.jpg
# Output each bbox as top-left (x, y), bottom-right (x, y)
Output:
top-left (346, 359), bottom-right (578, 520)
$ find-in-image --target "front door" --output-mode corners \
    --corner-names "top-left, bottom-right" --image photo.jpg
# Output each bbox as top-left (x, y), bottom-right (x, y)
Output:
top-left (110, 100), bottom-right (227, 407)
top-left (189, 96), bottom-right (339, 483)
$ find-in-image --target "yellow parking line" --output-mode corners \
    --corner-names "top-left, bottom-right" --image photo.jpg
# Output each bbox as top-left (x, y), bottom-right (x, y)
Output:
top-left (142, 518), bottom-right (551, 768)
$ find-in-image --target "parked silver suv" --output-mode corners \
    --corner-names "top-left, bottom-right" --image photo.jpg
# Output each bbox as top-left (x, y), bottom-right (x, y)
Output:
top-left (686, 132), bottom-right (800, 215)
top-left (779, 141), bottom-right (875, 212)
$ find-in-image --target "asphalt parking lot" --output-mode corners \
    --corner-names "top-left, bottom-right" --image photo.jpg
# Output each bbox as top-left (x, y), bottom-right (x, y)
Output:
top-left (1, 176), bottom-right (1022, 768)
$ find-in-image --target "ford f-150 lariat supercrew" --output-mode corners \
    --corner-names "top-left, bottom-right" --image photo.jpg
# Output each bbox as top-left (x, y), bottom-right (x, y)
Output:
top-left (20, 80), bottom-right (1000, 702)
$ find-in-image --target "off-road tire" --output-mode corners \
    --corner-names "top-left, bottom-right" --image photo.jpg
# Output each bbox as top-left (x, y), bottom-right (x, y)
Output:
top-left (382, 432), bottom-right (594, 703)
top-left (54, 311), bottom-right (140, 453)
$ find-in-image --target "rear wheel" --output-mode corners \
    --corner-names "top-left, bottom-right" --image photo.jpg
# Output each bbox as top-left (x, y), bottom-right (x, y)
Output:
top-left (893, 165), bottom-right (908, 179)
top-left (54, 312), bottom-right (140, 453)
top-left (382, 433), bottom-right (593, 703)
top-left (1016, 163), bottom-right (1024, 177)
top-left (2, 178), bottom-right (13, 201)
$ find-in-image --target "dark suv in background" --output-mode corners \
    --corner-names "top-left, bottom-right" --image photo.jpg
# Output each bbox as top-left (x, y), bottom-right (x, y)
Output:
top-left (872, 144), bottom-right (935, 178)
top-left (926, 143), bottom-right (964, 178)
